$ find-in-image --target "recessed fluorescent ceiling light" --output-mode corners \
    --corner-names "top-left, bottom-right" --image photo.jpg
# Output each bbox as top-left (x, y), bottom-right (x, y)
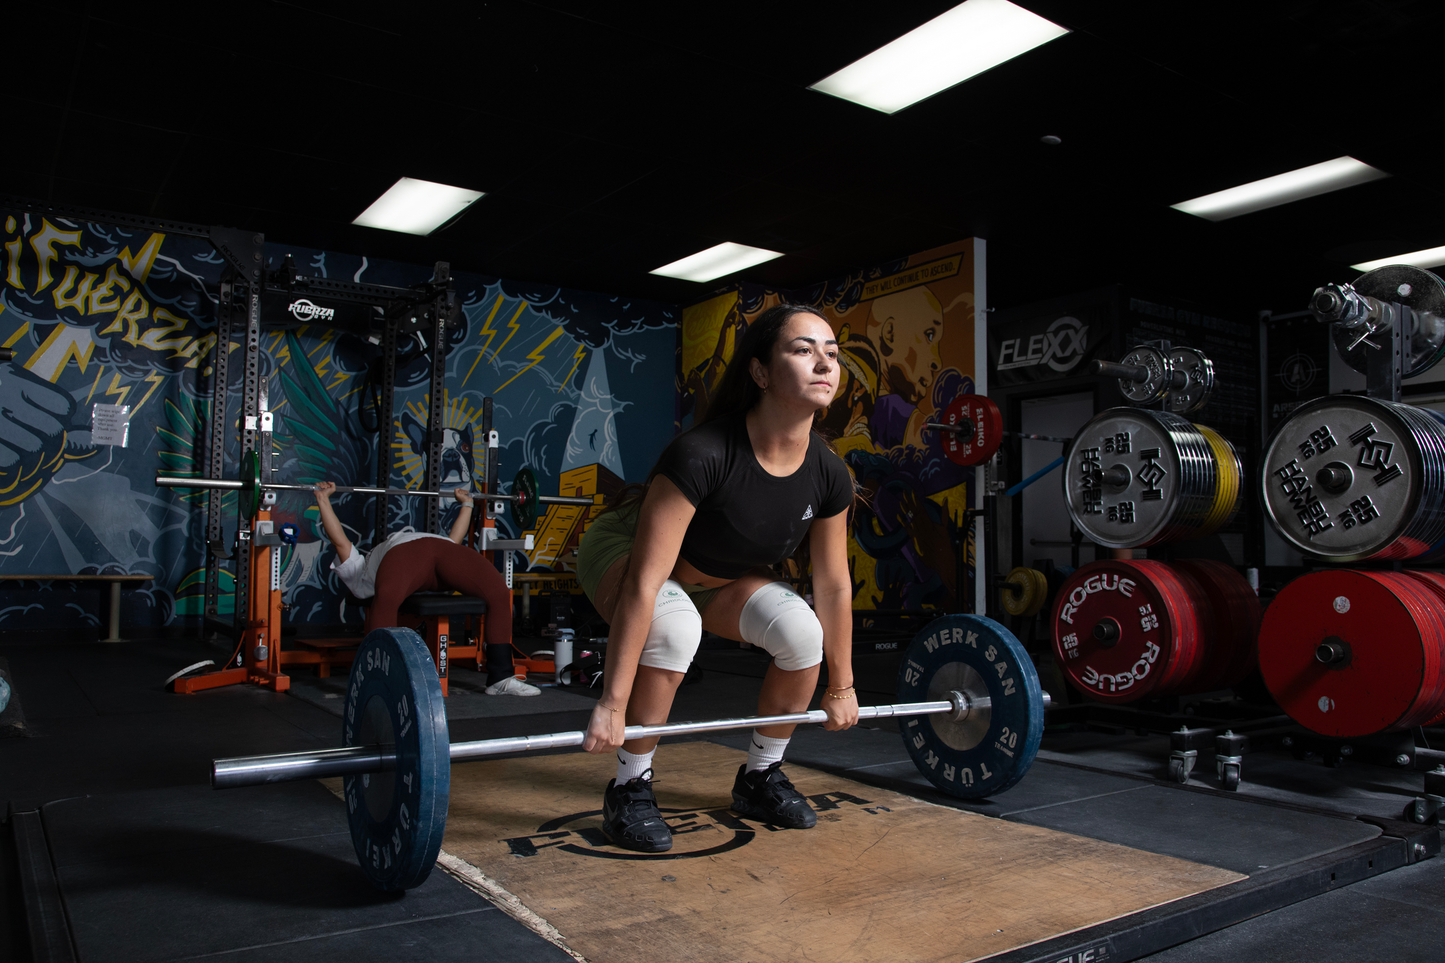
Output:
top-left (809, 0), bottom-right (1069, 114)
top-left (352, 177), bottom-right (484, 235)
top-left (1171, 156), bottom-right (1388, 222)
top-left (1351, 245), bottom-right (1445, 273)
top-left (650, 242), bottom-right (783, 282)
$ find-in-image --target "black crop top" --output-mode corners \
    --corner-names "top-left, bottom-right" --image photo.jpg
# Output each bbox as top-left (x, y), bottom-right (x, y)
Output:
top-left (655, 414), bottom-right (854, 579)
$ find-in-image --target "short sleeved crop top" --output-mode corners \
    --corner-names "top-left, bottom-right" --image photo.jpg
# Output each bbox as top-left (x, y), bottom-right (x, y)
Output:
top-left (653, 414), bottom-right (853, 579)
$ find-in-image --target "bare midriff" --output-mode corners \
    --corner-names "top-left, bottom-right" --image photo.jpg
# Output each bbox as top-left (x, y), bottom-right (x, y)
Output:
top-left (670, 556), bottom-right (735, 589)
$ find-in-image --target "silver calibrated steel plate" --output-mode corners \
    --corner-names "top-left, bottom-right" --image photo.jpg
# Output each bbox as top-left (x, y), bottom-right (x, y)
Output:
top-left (1335, 265), bottom-right (1445, 379)
top-left (1260, 395), bottom-right (1436, 560)
top-left (926, 660), bottom-right (991, 751)
top-left (1165, 345), bottom-right (1216, 415)
top-left (1117, 344), bottom-right (1174, 405)
top-left (1063, 408), bottom-right (1215, 549)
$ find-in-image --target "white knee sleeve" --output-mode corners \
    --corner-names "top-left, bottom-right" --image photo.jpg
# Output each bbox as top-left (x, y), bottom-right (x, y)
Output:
top-left (738, 582), bottom-right (823, 672)
top-left (637, 580), bottom-right (703, 673)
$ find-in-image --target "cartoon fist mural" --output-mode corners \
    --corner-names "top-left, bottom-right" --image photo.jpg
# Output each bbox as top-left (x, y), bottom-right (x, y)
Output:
top-left (0, 361), bottom-right (75, 505)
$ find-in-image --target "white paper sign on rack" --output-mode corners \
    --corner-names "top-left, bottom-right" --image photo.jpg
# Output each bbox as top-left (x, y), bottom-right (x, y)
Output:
top-left (91, 403), bottom-right (131, 448)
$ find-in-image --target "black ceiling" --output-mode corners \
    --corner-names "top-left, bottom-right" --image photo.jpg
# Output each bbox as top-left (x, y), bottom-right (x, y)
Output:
top-left (10, 1), bottom-right (1445, 316)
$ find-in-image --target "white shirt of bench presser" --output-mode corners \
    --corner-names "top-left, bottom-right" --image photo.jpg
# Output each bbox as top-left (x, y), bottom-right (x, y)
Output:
top-left (331, 531), bottom-right (451, 598)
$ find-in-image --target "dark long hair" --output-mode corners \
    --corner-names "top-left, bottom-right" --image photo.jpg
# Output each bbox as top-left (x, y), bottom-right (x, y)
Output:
top-left (695, 302), bottom-right (829, 426)
top-left (603, 303), bottom-right (858, 562)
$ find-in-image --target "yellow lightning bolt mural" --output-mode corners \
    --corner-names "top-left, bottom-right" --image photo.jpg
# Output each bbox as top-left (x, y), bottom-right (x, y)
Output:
top-left (496, 326), bottom-right (566, 392)
top-left (490, 301), bottom-right (529, 363)
top-left (102, 373), bottom-right (131, 407)
top-left (463, 294), bottom-right (508, 388)
top-left (559, 341), bottom-right (587, 393)
top-left (132, 371), bottom-right (165, 416)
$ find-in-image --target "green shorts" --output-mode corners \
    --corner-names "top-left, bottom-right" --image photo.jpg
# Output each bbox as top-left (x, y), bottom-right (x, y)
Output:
top-left (576, 504), bottom-right (723, 613)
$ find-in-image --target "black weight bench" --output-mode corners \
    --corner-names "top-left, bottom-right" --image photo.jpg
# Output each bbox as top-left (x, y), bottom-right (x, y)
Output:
top-left (397, 592), bottom-right (490, 696)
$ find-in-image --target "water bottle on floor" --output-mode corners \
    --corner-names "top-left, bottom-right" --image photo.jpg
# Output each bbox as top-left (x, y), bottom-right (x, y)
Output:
top-left (554, 628), bottom-right (574, 685)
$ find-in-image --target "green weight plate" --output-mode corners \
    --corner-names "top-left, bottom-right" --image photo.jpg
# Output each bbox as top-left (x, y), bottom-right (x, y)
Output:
top-left (343, 627), bottom-right (450, 891)
top-left (239, 450), bottom-right (260, 519)
top-left (512, 467), bottom-right (540, 530)
top-left (896, 614), bottom-right (1044, 799)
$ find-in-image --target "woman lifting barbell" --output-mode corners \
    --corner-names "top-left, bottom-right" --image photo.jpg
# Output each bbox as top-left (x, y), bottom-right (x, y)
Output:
top-left (576, 303), bottom-right (859, 852)
top-left (312, 482), bottom-right (536, 696)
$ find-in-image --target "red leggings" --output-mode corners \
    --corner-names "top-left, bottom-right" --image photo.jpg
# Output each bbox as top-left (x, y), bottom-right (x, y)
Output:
top-left (367, 538), bottom-right (511, 649)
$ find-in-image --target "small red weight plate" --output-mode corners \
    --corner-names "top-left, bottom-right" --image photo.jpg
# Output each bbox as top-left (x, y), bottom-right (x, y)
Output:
top-left (1173, 559), bottom-right (1261, 691)
top-left (1049, 559), bottom-right (1203, 703)
top-left (1258, 570), bottom-right (1434, 737)
top-left (940, 394), bottom-right (1003, 467)
top-left (1398, 571), bottom-right (1445, 726)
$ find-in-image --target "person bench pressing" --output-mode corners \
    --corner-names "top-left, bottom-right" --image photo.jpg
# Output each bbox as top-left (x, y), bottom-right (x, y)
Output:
top-left (313, 481), bottom-right (536, 696)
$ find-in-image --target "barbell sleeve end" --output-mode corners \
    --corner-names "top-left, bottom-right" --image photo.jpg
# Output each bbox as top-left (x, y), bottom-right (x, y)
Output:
top-left (921, 420), bottom-right (974, 436)
top-left (1092, 359), bottom-right (1149, 383)
top-left (212, 745), bottom-right (397, 789)
top-left (156, 474), bottom-right (245, 491)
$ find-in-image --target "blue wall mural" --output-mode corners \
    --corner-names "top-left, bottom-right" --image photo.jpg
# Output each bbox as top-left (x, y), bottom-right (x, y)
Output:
top-left (0, 212), bottom-right (678, 634)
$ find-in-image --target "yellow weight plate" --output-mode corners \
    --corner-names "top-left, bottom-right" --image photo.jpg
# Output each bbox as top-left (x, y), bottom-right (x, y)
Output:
top-left (1002, 566), bottom-right (1048, 617)
top-left (1192, 424), bottom-right (1241, 538)
top-left (1023, 567), bottom-right (1050, 617)
top-left (1001, 566), bottom-right (1036, 617)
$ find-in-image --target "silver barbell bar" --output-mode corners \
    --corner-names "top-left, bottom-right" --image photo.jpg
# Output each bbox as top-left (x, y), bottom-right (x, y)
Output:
top-left (153, 474), bottom-right (595, 507)
top-left (211, 689), bottom-right (1050, 790)
top-left (921, 422), bottom-right (1073, 444)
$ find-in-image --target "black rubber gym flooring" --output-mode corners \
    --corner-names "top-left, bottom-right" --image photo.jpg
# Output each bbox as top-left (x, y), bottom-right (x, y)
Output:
top-left (2, 637), bottom-right (1442, 962)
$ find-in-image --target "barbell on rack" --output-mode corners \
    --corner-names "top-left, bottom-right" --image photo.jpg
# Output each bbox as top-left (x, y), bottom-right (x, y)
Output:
top-left (210, 613), bottom-right (1049, 891)
top-left (1094, 344), bottom-right (1216, 415)
top-left (919, 394), bottom-right (1072, 469)
top-left (156, 455), bottom-right (593, 529)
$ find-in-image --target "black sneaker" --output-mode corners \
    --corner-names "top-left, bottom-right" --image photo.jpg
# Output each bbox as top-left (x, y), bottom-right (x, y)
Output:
top-left (601, 770), bottom-right (672, 852)
top-left (730, 762), bottom-right (817, 829)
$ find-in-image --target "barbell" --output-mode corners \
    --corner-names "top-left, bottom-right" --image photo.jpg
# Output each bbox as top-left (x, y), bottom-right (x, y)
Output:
top-left (1094, 344), bottom-right (1216, 415)
top-left (156, 455), bottom-right (592, 529)
top-left (210, 613), bottom-right (1049, 891)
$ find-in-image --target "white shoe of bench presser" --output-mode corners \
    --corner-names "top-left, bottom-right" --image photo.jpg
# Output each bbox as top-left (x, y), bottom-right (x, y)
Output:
top-left (485, 675), bottom-right (541, 697)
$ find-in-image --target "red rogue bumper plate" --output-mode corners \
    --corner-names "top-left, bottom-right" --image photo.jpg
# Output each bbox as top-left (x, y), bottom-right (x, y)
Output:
top-left (1258, 570), bottom-right (1445, 737)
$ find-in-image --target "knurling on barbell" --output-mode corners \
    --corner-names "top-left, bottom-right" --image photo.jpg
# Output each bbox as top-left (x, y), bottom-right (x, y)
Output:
top-left (212, 614), bottom-right (1050, 891)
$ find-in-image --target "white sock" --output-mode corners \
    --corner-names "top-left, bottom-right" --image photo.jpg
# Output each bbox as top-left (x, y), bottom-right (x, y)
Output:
top-left (616, 747), bottom-right (655, 783)
top-left (747, 731), bottom-right (790, 772)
